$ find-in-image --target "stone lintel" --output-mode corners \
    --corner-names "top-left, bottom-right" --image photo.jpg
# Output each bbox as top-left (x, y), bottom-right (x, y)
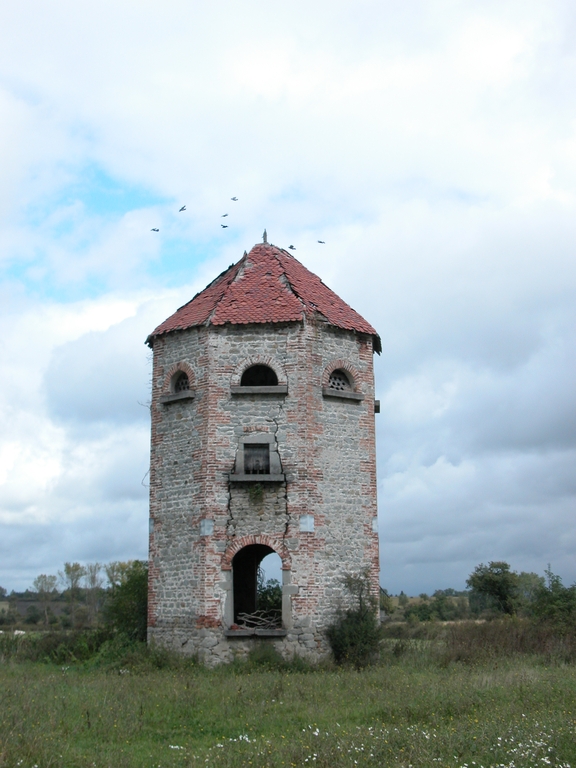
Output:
top-left (321, 388), bottom-right (364, 401)
top-left (231, 385), bottom-right (288, 395)
top-left (159, 391), bottom-right (196, 404)
top-left (228, 473), bottom-right (286, 482)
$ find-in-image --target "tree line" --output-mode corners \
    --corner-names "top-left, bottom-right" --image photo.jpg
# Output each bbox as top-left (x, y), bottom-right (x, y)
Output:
top-left (0, 561), bottom-right (148, 640)
top-left (380, 561), bottom-right (576, 630)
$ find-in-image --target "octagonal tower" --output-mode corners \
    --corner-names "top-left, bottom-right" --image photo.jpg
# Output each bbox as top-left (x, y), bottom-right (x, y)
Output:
top-left (146, 239), bottom-right (381, 664)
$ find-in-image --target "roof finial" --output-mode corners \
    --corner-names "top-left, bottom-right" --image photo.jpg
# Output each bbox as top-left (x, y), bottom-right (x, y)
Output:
top-left (262, 229), bottom-right (268, 244)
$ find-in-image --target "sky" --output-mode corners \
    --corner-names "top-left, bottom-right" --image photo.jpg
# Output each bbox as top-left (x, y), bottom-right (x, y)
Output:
top-left (1, 0), bottom-right (575, 596)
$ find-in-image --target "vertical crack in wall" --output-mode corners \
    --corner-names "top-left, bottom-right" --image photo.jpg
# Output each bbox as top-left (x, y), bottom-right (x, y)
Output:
top-left (267, 402), bottom-right (290, 543)
top-left (225, 479), bottom-right (235, 537)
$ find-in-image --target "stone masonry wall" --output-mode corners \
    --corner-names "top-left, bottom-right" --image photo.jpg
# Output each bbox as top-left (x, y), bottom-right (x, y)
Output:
top-left (148, 316), bottom-right (379, 664)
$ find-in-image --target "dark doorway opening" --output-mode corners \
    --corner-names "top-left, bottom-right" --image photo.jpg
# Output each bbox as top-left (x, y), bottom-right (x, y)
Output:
top-left (232, 544), bottom-right (282, 628)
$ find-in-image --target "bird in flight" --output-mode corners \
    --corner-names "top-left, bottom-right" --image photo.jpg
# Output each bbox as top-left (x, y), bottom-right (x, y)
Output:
top-left (221, 224), bottom-right (228, 228)
top-left (288, 245), bottom-right (296, 250)
top-left (179, 205), bottom-right (186, 212)
top-left (318, 240), bottom-right (325, 244)
top-left (221, 213), bottom-right (228, 217)
top-left (151, 228), bottom-right (159, 232)
top-left (231, 197), bottom-right (238, 201)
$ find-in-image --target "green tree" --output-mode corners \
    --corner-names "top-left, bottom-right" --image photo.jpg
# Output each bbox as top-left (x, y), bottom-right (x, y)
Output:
top-left (0, 586), bottom-right (7, 598)
top-left (531, 568), bottom-right (576, 632)
top-left (59, 562), bottom-right (86, 627)
top-left (103, 560), bottom-right (148, 641)
top-left (256, 569), bottom-right (282, 616)
top-left (466, 561), bottom-right (519, 615)
top-left (398, 591), bottom-right (409, 607)
top-left (84, 562), bottom-right (104, 626)
top-left (32, 574), bottom-right (58, 627)
top-left (516, 571), bottom-right (545, 612)
top-left (379, 587), bottom-right (393, 615)
top-left (104, 561), bottom-right (132, 591)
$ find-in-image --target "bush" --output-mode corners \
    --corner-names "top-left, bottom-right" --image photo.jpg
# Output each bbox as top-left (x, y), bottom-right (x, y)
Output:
top-left (0, 629), bottom-right (114, 664)
top-left (326, 570), bottom-right (382, 668)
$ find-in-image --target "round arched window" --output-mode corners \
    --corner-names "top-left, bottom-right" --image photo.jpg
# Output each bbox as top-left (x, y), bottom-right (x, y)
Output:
top-left (241, 365), bottom-right (278, 387)
top-left (172, 372), bottom-right (190, 393)
top-left (328, 369), bottom-right (352, 391)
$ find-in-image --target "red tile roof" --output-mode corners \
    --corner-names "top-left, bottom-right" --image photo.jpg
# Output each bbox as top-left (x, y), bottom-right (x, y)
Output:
top-left (147, 243), bottom-right (381, 352)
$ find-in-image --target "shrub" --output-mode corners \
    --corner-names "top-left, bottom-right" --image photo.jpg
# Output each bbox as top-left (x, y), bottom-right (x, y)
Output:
top-left (326, 570), bottom-right (382, 668)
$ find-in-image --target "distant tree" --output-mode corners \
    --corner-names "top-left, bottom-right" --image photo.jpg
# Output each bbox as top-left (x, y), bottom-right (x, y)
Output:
top-left (516, 571), bottom-right (546, 612)
top-left (398, 591), bottom-right (409, 607)
top-left (103, 560), bottom-right (148, 641)
top-left (0, 586), bottom-right (7, 598)
top-left (531, 568), bottom-right (576, 632)
top-left (466, 561), bottom-right (518, 615)
top-left (104, 561), bottom-right (132, 592)
top-left (379, 587), bottom-right (393, 615)
top-left (59, 562), bottom-right (86, 627)
top-left (84, 563), bottom-right (104, 625)
top-left (25, 604), bottom-right (42, 625)
top-left (32, 574), bottom-right (58, 626)
top-left (256, 570), bottom-right (282, 615)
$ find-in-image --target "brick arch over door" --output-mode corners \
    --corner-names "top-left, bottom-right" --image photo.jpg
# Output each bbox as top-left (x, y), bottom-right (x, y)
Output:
top-left (230, 356), bottom-right (287, 387)
top-left (221, 534), bottom-right (291, 571)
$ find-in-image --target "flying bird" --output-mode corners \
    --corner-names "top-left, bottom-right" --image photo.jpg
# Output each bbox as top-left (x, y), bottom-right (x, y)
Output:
top-left (221, 224), bottom-right (228, 228)
top-left (231, 197), bottom-right (238, 201)
top-left (221, 213), bottom-right (228, 217)
top-left (288, 245), bottom-right (296, 250)
top-left (317, 240), bottom-right (325, 244)
top-left (179, 205), bottom-right (186, 212)
top-left (151, 228), bottom-right (159, 232)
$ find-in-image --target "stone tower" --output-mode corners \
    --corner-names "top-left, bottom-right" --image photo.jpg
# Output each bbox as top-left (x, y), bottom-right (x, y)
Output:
top-left (146, 240), bottom-right (381, 664)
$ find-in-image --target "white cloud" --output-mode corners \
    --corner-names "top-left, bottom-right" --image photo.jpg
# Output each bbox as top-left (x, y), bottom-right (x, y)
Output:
top-left (0, 0), bottom-right (575, 592)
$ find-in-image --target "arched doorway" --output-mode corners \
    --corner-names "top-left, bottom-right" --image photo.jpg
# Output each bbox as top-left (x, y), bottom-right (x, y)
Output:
top-left (232, 544), bottom-right (282, 627)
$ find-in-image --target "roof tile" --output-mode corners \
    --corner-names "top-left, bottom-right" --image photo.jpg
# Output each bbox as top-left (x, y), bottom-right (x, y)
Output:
top-left (148, 243), bottom-right (380, 352)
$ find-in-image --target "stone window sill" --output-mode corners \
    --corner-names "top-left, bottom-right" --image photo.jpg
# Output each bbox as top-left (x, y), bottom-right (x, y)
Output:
top-left (159, 391), bottom-right (195, 404)
top-left (224, 629), bottom-right (287, 637)
top-left (231, 385), bottom-right (288, 395)
top-left (228, 473), bottom-right (286, 483)
top-left (322, 388), bottom-right (365, 402)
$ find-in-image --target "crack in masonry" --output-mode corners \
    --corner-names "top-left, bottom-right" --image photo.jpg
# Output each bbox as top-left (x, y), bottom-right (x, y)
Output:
top-left (266, 403), bottom-right (290, 542)
top-left (225, 472), bottom-right (235, 538)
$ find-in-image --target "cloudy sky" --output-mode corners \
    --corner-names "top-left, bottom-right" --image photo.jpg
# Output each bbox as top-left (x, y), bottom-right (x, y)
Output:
top-left (1, 0), bottom-right (575, 595)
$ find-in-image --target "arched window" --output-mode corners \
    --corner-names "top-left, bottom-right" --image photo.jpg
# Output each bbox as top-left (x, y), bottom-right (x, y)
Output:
top-left (160, 368), bottom-right (195, 404)
top-left (172, 371), bottom-right (190, 393)
top-left (328, 369), bottom-right (352, 391)
top-left (241, 365), bottom-right (278, 387)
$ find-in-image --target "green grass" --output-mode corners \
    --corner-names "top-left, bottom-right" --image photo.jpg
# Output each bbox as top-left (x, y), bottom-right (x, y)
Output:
top-left (1, 649), bottom-right (576, 767)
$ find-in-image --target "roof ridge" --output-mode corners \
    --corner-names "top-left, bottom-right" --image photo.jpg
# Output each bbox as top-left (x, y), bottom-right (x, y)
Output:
top-left (268, 244), bottom-right (308, 313)
top-left (204, 251), bottom-right (248, 326)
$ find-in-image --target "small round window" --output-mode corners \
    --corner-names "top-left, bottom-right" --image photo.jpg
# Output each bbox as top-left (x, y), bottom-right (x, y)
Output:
top-left (172, 372), bottom-right (190, 393)
top-left (328, 369), bottom-right (352, 391)
top-left (241, 365), bottom-right (278, 387)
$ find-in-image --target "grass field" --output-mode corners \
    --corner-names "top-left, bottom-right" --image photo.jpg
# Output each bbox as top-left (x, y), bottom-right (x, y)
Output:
top-left (1, 641), bottom-right (576, 768)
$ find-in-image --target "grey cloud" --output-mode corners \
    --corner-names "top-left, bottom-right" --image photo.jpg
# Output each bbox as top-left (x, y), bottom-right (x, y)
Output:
top-left (44, 311), bottom-right (152, 427)
top-left (0, 499), bottom-right (148, 592)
